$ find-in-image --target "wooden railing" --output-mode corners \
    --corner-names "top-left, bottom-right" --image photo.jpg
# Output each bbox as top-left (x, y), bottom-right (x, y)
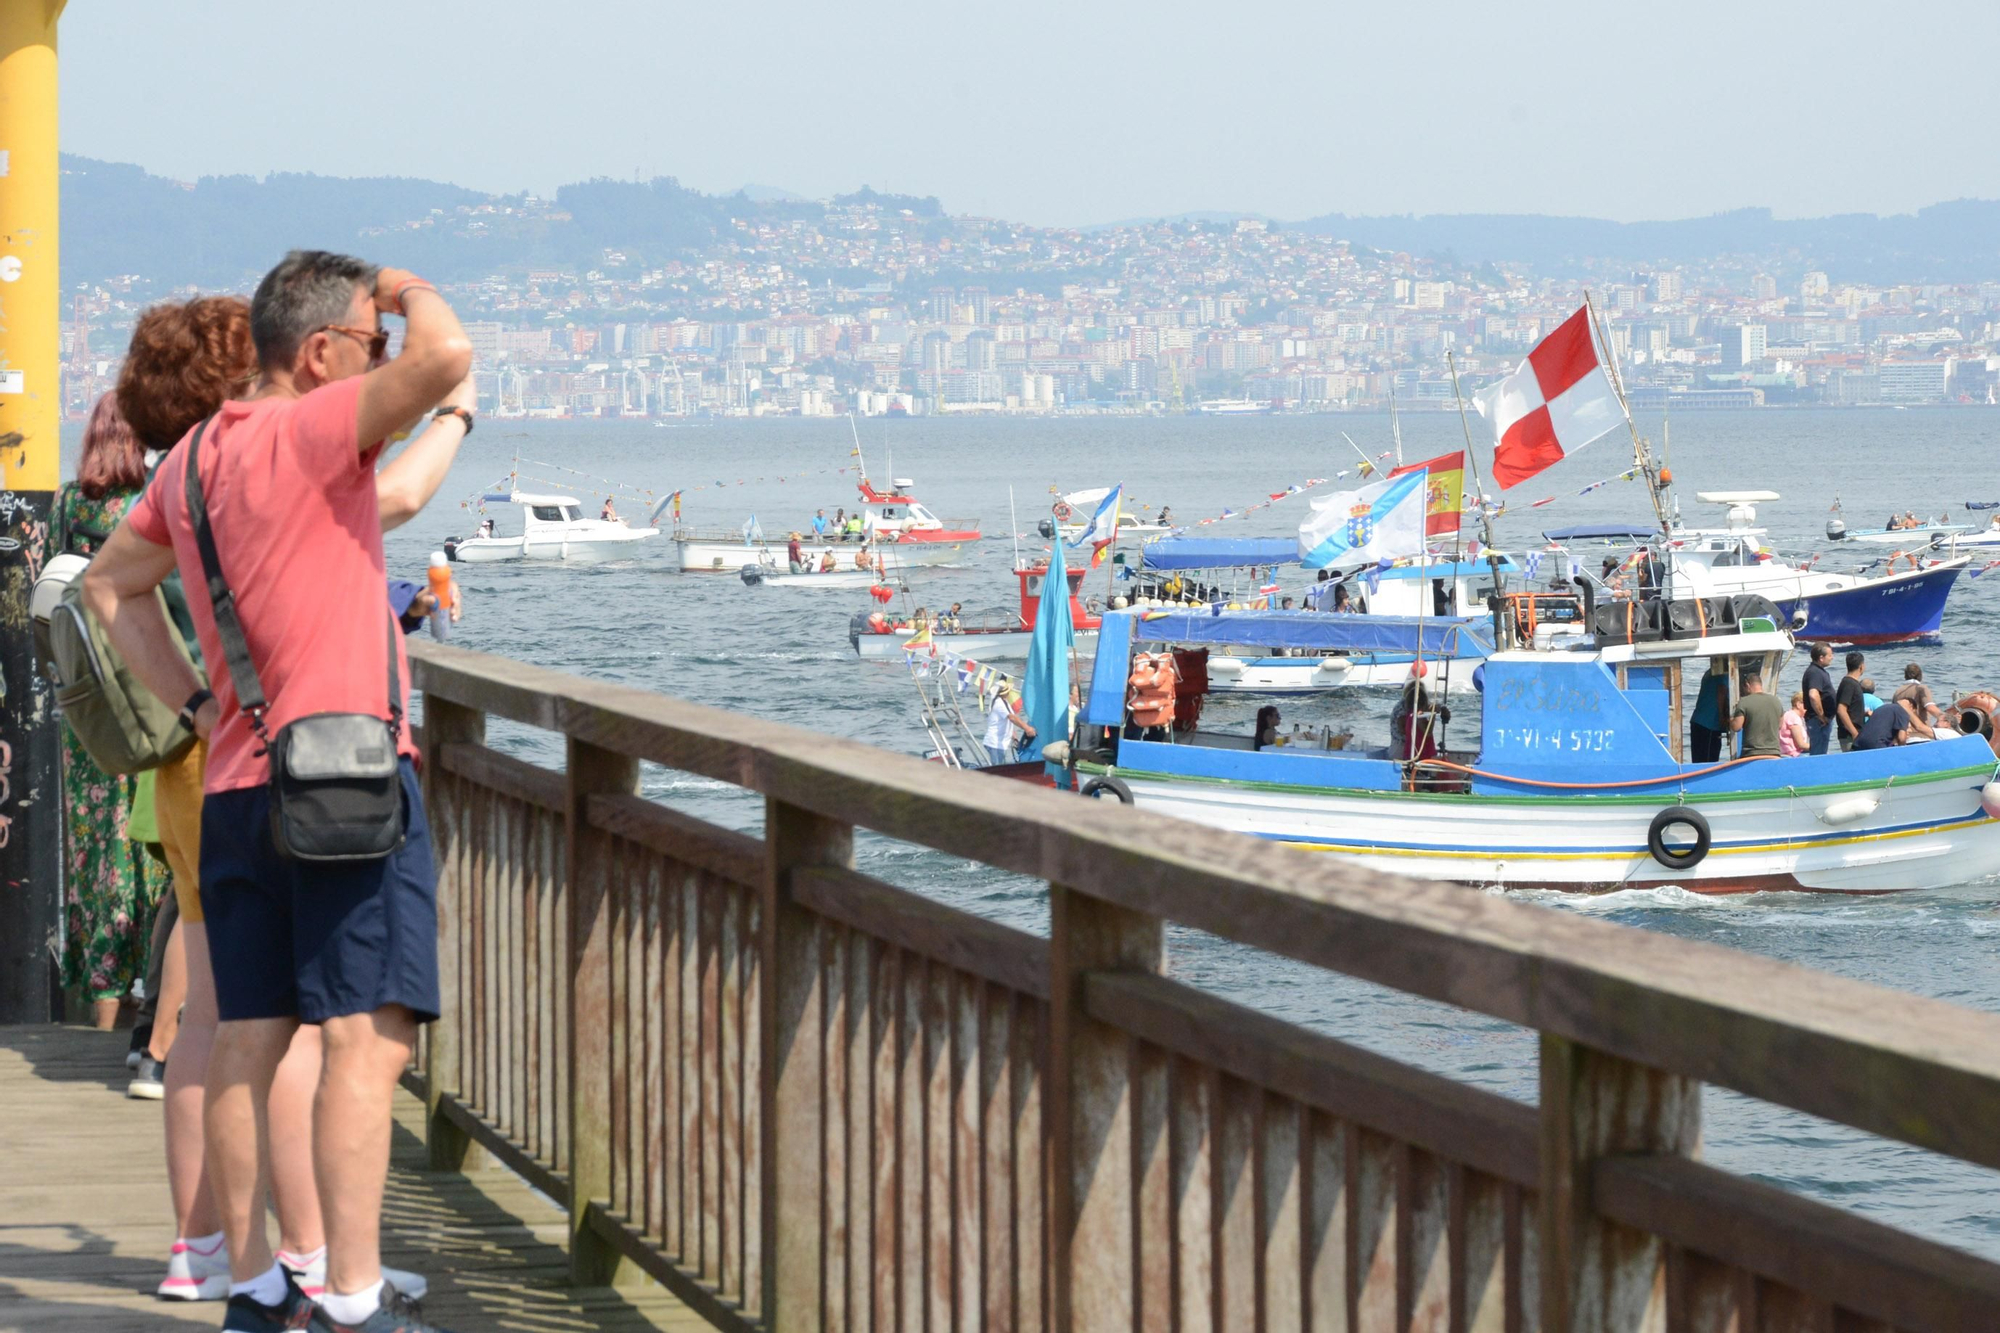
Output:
top-left (406, 640), bottom-right (2000, 1332)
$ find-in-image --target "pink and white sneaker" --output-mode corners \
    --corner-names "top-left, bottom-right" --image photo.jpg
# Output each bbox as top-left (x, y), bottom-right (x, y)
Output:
top-left (277, 1247), bottom-right (429, 1302)
top-left (157, 1232), bottom-right (230, 1301)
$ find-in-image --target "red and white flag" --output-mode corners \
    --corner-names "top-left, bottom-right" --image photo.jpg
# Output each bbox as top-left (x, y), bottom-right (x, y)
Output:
top-left (1474, 307), bottom-right (1625, 490)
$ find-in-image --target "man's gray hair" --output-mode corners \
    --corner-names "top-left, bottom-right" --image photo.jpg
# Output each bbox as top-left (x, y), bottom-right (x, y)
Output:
top-left (250, 250), bottom-right (380, 368)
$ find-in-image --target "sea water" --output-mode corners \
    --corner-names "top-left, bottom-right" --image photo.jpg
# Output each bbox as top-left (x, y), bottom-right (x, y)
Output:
top-left (92, 408), bottom-right (2000, 1253)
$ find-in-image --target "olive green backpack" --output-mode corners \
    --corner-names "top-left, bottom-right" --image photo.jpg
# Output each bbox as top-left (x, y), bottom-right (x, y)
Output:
top-left (32, 484), bottom-right (199, 774)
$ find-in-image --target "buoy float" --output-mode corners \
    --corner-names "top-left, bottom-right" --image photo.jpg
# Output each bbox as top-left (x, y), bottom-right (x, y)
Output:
top-left (1817, 794), bottom-right (1881, 826)
top-left (1410, 661), bottom-right (1428, 679)
top-left (1981, 781), bottom-right (2000, 820)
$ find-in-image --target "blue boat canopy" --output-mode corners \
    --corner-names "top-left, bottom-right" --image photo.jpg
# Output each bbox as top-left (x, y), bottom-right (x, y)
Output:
top-left (1118, 608), bottom-right (1494, 655)
top-left (1084, 609), bottom-right (1494, 727)
top-left (1540, 522), bottom-right (1658, 542)
top-left (1139, 537), bottom-right (1300, 571)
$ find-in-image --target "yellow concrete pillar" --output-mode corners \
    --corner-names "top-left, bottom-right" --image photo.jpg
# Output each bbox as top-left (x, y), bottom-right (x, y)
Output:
top-left (0, 0), bottom-right (64, 490)
top-left (0, 0), bottom-right (65, 1023)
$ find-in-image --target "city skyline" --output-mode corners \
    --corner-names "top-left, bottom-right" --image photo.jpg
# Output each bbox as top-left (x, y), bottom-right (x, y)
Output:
top-left (61, 0), bottom-right (2000, 227)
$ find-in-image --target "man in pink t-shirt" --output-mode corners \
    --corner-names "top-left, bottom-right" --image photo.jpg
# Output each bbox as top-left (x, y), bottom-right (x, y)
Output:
top-left (86, 251), bottom-right (473, 1333)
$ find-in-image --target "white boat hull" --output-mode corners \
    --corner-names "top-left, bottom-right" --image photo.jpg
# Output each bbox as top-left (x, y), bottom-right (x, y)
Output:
top-left (1836, 526), bottom-right (1970, 545)
top-left (1205, 654), bottom-right (1483, 696)
top-left (749, 568), bottom-right (927, 589)
top-left (677, 537), bottom-right (966, 573)
top-left (454, 525), bottom-right (659, 564)
top-left (1099, 751), bottom-right (2000, 893)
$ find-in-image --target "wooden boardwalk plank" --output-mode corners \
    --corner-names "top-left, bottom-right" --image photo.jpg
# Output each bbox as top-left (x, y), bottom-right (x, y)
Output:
top-left (0, 1026), bottom-right (715, 1333)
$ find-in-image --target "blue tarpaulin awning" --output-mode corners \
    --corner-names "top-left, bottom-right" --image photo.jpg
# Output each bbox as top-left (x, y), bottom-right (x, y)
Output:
top-left (1116, 608), bottom-right (1494, 656)
top-left (1139, 537), bottom-right (1300, 571)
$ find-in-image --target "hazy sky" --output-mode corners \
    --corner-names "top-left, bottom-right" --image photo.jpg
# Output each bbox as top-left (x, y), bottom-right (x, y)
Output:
top-left (61, 0), bottom-right (2000, 226)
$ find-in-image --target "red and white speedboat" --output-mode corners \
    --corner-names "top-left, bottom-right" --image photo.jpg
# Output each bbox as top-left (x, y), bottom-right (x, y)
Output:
top-left (674, 475), bottom-right (981, 573)
top-left (851, 562), bottom-right (1101, 660)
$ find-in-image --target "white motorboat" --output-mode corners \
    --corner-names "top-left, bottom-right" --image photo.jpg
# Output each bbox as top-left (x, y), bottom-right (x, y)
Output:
top-left (1931, 519), bottom-right (2000, 552)
top-left (1826, 512), bottom-right (1971, 545)
top-left (447, 493), bottom-right (659, 564)
top-left (675, 474), bottom-right (980, 573)
top-left (1660, 493), bottom-right (1967, 646)
top-left (741, 564), bottom-right (920, 590)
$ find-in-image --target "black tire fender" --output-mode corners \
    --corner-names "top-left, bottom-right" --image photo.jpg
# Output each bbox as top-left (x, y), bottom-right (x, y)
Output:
top-left (1646, 805), bottom-right (1710, 869)
top-left (1080, 775), bottom-right (1134, 805)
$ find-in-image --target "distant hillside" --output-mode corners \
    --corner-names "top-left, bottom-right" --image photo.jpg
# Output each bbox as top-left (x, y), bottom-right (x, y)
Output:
top-left (59, 155), bottom-right (839, 289)
top-left (1291, 203), bottom-right (2000, 283)
top-left (60, 153), bottom-right (2000, 289)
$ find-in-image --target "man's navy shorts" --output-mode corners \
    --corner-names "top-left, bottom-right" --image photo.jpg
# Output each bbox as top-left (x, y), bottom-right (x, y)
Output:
top-left (199, 758), bottom-right (441, 1025)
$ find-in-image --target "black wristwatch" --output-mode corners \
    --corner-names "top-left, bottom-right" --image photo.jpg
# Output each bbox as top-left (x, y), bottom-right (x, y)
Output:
top-left (433, 405), bottom-right (475, 435)
top-left (178, 687), bottom-right (215, 732)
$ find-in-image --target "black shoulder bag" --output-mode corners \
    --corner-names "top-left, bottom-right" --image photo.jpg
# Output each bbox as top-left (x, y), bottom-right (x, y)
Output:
top-left (184, 417), bottom-right (407, 861)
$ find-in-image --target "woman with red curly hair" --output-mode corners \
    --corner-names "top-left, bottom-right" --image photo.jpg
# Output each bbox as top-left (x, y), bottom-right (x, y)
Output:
top-left (48, 394), bottom-right (171, 1031)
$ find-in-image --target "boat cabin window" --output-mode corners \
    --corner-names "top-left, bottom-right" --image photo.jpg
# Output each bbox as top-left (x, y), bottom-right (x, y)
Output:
top-left (908, 503), bottom-right (938, 524)
top-left (531, 505), bottom-right (568, 522)
top-left (878, 506), bottom-right (902, 521)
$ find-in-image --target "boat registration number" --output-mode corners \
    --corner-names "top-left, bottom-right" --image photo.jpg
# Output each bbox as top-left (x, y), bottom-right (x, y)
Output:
top-left (1493, 727), bottom-right (1616, 753)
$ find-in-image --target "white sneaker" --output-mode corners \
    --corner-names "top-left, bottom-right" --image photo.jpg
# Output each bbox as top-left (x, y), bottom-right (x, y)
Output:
top-left (277, 1248), bottom-right (429, 1302)
top-left (157, 1233), bottom-right (229, 1301)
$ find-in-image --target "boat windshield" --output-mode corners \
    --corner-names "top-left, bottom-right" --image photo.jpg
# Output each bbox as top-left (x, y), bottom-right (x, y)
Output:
top-left (530, 505), bottom-right (567, 522)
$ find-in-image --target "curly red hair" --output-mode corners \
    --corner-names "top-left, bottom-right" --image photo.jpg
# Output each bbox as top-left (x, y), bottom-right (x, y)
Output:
top-left (76, 393), bottom-right (146, 499)
top-left (116, 295), bottom-right (257, 451)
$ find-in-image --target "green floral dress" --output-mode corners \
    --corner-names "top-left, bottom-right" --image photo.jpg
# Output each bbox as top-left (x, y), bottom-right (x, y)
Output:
top-left (49, 483), bottom-right (170, 1001)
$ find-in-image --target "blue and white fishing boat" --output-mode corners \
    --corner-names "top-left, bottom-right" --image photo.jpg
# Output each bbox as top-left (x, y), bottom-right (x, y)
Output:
top-left (1075, 597), bottom-right (2000, 894)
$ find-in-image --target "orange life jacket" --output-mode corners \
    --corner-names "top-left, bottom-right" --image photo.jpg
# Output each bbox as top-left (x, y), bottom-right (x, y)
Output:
top-left (1128, 653), bottom-right (1177, 728)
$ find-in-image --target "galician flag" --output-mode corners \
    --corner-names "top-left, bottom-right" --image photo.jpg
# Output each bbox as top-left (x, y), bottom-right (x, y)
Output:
top-left (1297, 468), bottom-right (1428, 571)
top-left (1071, 484), bottom-right (1122, 546)
top-left (1388, 450), bottom-right (1464, 536)
top-left (1474, 306), bottom-right (1625, 490)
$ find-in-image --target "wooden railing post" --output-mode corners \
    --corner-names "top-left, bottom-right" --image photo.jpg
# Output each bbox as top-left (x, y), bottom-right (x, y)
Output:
top-left (761, 797), bottom-right (853, 1331)
top-left (1539, 1035), bottom-right (1701, 1332)
top-left (419, 694), bottom-right (484, 1173)
top-left (567, 737), bottom-right (641, 1286)
top-left (1049, 883), bottom-right (1164, 1333)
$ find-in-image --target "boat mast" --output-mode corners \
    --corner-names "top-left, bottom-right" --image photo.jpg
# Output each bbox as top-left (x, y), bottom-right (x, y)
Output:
top-left (1585, 291), bottom-right (1671, 534)
top-left (1446, 347), bottom-right (1508, 638)
top-left (848, 412), bottom-right (869, 488)
top-left (1389, 385), bottom-right (1405, 468)
top-left (1009, 486), bottom-right (1022, 572)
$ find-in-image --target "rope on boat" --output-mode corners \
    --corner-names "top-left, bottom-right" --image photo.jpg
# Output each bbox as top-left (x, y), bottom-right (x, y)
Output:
top-left (1411, 754), bottom-right (1778, 791)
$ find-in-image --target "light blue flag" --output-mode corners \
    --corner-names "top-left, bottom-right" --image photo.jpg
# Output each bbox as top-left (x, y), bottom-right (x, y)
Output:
top-left (1297, 469), bottom-right (1428, 571)
top-left (1021, 534), bottom-right (1075, 767)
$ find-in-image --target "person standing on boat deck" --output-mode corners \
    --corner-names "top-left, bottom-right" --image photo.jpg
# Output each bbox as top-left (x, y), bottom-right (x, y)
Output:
top-left (1801, 644), bottom-right (1836, 755)
top-left (1898, 665), bottom-right (1941, 726)
top-left (1730, 669), bottom-right (1785, 759)
top-left (1854, 696), bottom-right (1913, 750)
top-left (812, 509), bottom-right (828, 539)
top-left (984, 678), bottom-right (1034, 762)
top-left (786, 532), bottom-right (804, 575)
top-left (1690, 659), bottom-right (1728, 764)
top-left (1779, 692), bottom-right (1811, 757)
top-left (1835, 652), bottom-right (1870, 751)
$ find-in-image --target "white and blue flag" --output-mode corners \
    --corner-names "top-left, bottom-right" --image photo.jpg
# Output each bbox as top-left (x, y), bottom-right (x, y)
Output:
top-left (1071, 484), bottom-right (1123, 548)
top-left (1297, 469), bottom-right (1428, 571)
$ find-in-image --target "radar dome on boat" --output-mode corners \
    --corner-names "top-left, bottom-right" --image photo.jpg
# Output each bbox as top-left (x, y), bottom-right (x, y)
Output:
top-left (1696, 490), bottom-right (1780, 530)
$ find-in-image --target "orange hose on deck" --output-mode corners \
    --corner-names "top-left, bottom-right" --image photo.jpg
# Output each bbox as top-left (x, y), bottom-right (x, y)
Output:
top-left (1412, 754), bottom-right (1777, 791)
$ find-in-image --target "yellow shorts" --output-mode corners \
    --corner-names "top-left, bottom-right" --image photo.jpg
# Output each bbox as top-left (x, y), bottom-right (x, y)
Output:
top-left (153, 740), bottom-right (207, 923)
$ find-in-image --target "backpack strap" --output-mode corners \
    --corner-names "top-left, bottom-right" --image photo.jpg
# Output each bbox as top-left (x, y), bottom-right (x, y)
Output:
top-left (181, 415), bottom-right (402, 751)
top-left (182, 417), bottom-right (272, 746)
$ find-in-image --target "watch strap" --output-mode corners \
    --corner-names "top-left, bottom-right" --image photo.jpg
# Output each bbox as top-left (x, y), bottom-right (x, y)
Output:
top-left (433, 405), bottom-right (474, 435)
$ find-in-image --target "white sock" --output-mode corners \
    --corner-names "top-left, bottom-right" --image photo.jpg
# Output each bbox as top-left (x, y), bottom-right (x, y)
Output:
top-left (182, 1230), bottom-right (226, 1254)
top-left (320, 1278), bottom-right (386, 1324)
top-left (228, 1261), bottom-right (287, 1306)
top-left (277, 1243), bottom-right (327, 1270)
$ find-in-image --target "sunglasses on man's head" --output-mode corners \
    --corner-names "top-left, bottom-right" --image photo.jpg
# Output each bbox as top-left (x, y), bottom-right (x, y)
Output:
top-left (318, 323), bottom-right (391, 360)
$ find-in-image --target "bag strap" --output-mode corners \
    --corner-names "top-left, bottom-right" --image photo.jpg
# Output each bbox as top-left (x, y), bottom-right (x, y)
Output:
top-left (183, 415), bottom-right (403, 748)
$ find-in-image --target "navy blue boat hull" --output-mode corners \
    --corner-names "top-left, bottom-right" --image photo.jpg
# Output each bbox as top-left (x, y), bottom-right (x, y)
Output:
top-left (1780, 565), bottom-right (1961, 646)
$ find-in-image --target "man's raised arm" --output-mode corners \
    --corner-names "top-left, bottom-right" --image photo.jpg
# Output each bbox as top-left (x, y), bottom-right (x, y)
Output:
top-left (355, 268), bottom-right (473, 453)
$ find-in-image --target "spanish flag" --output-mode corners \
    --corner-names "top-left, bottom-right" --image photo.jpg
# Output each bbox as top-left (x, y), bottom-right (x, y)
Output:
top-left (1389, 451), bottom-right (1465, 536)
